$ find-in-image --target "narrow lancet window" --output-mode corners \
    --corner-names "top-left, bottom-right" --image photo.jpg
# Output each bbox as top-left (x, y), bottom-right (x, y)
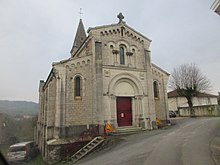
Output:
top-left (120, 47), bottom-right (125, 65)
top-left (75, 76), bottom-right (81, 97)
top-left (153, 81), bottom-right (159, 98)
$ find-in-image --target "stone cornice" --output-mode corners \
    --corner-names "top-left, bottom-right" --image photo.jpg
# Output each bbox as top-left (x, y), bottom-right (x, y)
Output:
top-left (88, 23), bottom-right (152, 42)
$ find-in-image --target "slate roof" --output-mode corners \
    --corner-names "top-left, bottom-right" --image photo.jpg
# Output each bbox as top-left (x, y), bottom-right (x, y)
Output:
top-left (70, 19), bottom-right (87, 55)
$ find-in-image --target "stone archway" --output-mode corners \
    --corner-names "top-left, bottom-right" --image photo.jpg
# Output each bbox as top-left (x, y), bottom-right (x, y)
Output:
top-left (114, 80), bottom-right (135, 127)
top-left (108, 73), bottom-right (144, 127)
top-left (108, 73), bottom-right (143, 96)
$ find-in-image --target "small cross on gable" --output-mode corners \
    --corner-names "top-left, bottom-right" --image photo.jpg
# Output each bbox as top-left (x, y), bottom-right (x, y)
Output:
top-left (117, 12), bottom-right (125, 23)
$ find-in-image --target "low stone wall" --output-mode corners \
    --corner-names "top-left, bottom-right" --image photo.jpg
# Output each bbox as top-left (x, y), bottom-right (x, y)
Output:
top-left (46, 140), bottom-right (89, 164)
top-left (178, 105), bottom-right (220, 117)
top-left (45, 124), bottom-right (104, 164)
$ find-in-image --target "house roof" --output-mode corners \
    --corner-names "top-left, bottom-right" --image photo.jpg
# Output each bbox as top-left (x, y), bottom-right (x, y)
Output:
top-left (168, 89), bottom-right (218, 98)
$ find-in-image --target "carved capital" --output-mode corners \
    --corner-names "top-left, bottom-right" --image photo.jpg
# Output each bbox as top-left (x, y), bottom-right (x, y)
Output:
top-left (112, 50), bottom-right (119, 54)
top-left (126, 52), bottom-right (133, 56)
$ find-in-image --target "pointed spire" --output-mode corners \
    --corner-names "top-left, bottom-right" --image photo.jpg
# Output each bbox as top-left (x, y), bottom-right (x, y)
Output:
top-left (70, 19), bottom-right (87, 56)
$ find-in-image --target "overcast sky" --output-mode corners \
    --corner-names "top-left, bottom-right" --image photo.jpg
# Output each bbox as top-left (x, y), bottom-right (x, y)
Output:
top-left (0, 0), bottom-right (219, 102)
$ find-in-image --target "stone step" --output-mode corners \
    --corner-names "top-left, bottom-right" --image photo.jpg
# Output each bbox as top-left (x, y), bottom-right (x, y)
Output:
top-left (112, 126), bottom-right (146, 136)
top-left (115, 126), bottom-right (144, 132)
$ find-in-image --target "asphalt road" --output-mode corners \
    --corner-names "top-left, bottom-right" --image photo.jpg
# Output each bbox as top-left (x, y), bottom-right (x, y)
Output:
top-left (76, 117), bottom-right (220, 165)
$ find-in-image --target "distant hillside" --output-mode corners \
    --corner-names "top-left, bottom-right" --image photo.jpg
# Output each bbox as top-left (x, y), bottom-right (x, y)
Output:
top-left (0, 100), bottom-right (38, 116)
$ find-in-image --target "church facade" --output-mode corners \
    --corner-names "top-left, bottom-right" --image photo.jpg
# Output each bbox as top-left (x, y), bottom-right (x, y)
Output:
top-left (36, 13), bottom-right (169, 162)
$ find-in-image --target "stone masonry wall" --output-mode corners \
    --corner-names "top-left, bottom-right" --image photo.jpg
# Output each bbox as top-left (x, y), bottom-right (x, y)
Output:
top-left (152, 66), bottom-right (169, 121)
top-left (90, 25), bottom-right (159, 127)
top-left (64, 55), bottom-right (94, 126)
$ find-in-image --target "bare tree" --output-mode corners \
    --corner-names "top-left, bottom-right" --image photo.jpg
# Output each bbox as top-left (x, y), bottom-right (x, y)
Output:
top-left (169, 63), bottom-right (211, 117)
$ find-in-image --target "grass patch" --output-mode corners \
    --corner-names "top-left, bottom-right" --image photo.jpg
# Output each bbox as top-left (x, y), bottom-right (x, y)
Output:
top-left (0, 144), bottom-right (9, 157)
top-left (23, 155), bottom-right (47, 165)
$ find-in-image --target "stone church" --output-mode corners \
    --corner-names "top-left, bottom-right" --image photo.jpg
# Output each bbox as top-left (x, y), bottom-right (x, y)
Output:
top-left (36, 13), bottom-right (169, 162)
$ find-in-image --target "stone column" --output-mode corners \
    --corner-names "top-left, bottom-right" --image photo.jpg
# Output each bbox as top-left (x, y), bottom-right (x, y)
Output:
top-left (103, 95), bottom-right (111, 123)
top-left (162, 76), bottom-right (169, 121)
top-left (132, 97), bottom-right (137, 126)
top-left (95, 42), bottom-right (103, 124)
top-left (126, 52), bottom-right (133, 67)
top-left (112, 50), bottom-right (119, 65)
top-left (54, 77), bottom-right (61, 139)
top-left (110, 95), bottom-right (117, 127)
top-left (144, 49), bottom-right (156, 122)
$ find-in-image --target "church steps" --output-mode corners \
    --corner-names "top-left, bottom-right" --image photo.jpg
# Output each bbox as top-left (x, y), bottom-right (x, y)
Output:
top-left (112, 126), bottom-right (146, 136)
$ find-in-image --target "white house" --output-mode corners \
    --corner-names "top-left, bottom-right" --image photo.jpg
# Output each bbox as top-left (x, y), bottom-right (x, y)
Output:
top-left (168, 90), bottom-right (219, 116)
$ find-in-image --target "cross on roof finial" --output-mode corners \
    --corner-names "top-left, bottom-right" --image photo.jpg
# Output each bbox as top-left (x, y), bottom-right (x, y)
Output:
top-left (79, 8), bottom-right (83, 19)
top-left (117, 12), bottom-right (125, 24)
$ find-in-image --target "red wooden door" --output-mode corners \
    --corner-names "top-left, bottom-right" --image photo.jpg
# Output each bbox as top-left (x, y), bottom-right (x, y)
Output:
top-left (116, 97), bottom-right (132, 127)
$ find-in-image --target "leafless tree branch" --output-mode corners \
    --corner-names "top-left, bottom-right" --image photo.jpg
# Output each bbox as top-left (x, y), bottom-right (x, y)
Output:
top-left (169, 63), bottom-right (211, 116)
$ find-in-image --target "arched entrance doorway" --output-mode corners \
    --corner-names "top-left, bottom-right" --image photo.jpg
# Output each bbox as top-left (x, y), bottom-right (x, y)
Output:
top-left (116, 97), bottom-right (132, 126)
top-left (109, 74), bottom-right (142, 127)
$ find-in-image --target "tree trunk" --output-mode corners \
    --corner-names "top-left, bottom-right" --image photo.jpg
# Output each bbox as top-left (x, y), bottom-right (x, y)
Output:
top-left (187, 97), bottom-right (195, 117)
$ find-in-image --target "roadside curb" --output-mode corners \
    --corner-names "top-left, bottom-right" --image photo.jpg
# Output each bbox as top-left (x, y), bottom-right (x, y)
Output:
top-left (211, 131), bottom-right (220, 165)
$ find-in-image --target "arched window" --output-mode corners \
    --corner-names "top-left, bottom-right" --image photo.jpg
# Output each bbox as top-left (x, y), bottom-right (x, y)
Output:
top-left (75, 76), bottom-right (81, 97)
top-left (119, 47), bottom-right (125, 65)
top-left (153, 81), bottom-right (159, 98)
